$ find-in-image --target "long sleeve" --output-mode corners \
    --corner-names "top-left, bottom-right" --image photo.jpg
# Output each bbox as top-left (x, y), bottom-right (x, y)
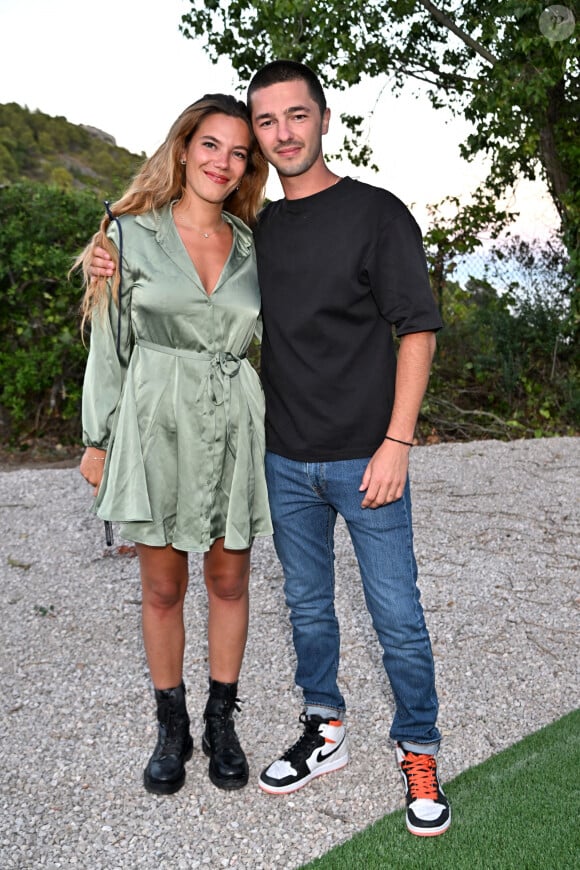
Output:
top-left (81, 283), bottom-right (132, 448)
top-left (82, 295), bottom-right (130, 447)
top-left (82, 221), bottom-right (133, 448)
top-left (82, 223), bottom-right (132, 450)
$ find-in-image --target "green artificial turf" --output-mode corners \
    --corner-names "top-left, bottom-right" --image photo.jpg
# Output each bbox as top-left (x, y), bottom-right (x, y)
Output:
top-left (300, 708), bottom-right (579, 870)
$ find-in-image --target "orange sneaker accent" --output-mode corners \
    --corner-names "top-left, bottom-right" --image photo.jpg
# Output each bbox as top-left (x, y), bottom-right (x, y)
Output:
top-left (400, 752), bottom-right (439, 800)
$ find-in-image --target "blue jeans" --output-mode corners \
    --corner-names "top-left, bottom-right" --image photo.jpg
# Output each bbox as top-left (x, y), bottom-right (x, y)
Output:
top-left (265, 452), bottom-right (441, 746)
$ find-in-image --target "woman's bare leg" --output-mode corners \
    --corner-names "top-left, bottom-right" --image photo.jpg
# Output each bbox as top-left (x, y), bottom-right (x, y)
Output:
top-left (202, 538), bottom-right (251, 789)
top-left (137, 543), bottom-right (193, 794)
top-left (137, 543), bottom-right (189, 689)
top-left (203, 539), bottom-right (251, 682)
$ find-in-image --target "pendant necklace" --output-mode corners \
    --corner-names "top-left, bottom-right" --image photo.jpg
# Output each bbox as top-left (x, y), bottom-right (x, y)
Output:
top-left (175, 214), bottom-right (225, 239)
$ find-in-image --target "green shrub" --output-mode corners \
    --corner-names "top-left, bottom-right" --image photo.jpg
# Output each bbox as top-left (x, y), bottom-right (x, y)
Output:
top-left (0, 182), bottom-right (103, 442)
top-left (423, 242), bottom-right (579, 440)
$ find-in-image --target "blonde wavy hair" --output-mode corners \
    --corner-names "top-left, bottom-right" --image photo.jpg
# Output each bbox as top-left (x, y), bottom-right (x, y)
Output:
top-left (76, 94), bottom-right (268, 326)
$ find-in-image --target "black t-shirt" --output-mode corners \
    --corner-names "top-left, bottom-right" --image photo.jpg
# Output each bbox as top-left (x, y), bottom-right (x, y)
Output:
top-left (254, 177), bottom-right (442, 462)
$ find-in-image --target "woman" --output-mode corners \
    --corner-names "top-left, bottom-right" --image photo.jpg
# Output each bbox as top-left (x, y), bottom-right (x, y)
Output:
top-left (76, 94), bottom-right (271, 795)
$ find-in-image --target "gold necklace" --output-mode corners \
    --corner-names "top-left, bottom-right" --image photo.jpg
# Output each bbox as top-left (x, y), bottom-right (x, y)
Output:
top-left (175, 214), bottom-right (225, 239)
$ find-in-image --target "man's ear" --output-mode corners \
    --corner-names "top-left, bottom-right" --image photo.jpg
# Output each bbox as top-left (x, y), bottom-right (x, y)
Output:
top-left (322, 108), bottom-right (331, 135)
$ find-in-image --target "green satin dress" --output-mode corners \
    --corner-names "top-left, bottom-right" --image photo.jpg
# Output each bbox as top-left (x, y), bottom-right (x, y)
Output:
top-left (82, 205), bottom-right (272, 552)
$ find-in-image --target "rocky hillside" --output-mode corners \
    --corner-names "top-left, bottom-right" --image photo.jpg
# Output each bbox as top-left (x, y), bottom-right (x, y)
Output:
top-left (0, 102), bottom-right (143, 199)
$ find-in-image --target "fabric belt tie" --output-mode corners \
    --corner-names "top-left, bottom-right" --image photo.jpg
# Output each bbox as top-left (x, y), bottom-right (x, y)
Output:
top-left (135, 339), bottom-right (246, 456)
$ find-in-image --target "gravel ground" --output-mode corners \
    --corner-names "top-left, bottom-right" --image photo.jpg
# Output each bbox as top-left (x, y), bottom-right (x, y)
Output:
top-left (1, 437), bottom-right (578, 869)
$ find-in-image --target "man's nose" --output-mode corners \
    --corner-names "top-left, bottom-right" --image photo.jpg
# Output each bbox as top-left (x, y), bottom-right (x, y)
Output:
top-left (277, 119), bottom-right (292, 141)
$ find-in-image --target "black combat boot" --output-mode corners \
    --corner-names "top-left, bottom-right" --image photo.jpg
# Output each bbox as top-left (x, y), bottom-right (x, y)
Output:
top-left (143, 682), bottom-right (194, 795)
top-left (202, 679), bottom-right (249, 790)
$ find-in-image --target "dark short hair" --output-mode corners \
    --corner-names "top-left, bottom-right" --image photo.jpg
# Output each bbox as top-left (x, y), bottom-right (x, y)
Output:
top-left (247, 60), bottom-right (327, 116)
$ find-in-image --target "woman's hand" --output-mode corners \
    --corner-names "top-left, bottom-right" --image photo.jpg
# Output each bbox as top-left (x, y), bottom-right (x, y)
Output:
top-left (79, 447), bottom-right (107, 496)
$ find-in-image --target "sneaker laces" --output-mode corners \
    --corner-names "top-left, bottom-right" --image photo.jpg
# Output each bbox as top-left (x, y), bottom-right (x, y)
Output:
top-left (281, 713), bottom-right (324, 762)
top-left (401, 751), bottom-right (439, 801)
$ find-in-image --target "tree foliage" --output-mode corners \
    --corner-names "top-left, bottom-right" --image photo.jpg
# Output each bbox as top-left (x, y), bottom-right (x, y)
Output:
top-left (0, 183), bottom-right (576, 446)
top-left (0, 183), bottom-right (103, 442)
top-left (181, 0), bottom-right (579, 277)
top-left (422, 191), bottom-right (511, 314)
top-left (423, 235), bottom-right (578, 440)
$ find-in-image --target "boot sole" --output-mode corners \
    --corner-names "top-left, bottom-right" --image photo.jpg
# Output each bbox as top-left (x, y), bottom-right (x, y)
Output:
top-left (202, 735), bottom-right (249, 790)
top-left (143, 743), bottom-right (193, 795)
top-left (208, 767), bottom-right (249, 790)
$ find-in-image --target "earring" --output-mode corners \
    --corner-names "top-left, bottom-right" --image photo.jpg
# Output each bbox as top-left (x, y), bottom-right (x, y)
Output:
top-left (180, 159), bottom-right (186, 165)
top-left (235, 185), bottom-right (240, 191)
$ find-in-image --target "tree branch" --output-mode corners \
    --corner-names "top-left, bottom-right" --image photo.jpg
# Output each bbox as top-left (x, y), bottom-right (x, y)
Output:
top-left (416, 0), bottom-right (499, 66)
top-left (393, 62), bottom-right (478, 89)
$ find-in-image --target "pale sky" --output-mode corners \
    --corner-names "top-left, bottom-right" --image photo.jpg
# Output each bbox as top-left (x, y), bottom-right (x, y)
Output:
top-left (0, 0), bottom-right (558, 240)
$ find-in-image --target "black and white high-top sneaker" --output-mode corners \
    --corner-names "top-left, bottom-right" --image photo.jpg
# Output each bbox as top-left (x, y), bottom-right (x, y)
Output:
top-left (259, 713), bottom-right (349, 794)
top-left (395, 743), bottom-right (451, 836)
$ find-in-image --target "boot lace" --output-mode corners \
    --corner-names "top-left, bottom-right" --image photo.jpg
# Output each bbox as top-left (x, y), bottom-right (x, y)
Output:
top-left (157, 709), bottom-right (189, 757)
top-left (401, 751), bottom-right (439, 801)
top-left (205, 697), bottom-right (243, 752)
top-left (281, 713), bottom-right (324, 763)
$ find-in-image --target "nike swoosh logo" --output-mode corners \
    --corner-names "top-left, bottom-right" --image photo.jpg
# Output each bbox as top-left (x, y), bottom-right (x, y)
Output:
top-left (316, 736), bottom-right (345, 764)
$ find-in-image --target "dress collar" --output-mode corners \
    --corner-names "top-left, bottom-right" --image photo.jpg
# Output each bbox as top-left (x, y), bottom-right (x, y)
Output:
top-left (134, 203), bottom-right (253, 257)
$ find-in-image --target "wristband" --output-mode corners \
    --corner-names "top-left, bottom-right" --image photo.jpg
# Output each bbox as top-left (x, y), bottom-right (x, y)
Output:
top-left (384, 435), bottom-right (413, 448)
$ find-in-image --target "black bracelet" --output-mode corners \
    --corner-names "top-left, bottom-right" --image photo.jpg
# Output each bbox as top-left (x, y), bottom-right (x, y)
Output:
top-left (384, 435), bottom-right (413, 448)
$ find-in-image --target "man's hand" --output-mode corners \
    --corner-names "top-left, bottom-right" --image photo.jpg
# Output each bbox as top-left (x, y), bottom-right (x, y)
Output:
top-left (89, 246), bottom-right (115, 280)
top-left (359, 439), bottom-right (410, 508)
top-left (358, 330), bottom-right (436, 508)
top-left (79, 447), bottom-right (107, 496)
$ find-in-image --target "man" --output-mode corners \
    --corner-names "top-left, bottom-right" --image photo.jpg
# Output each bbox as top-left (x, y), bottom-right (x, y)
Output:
top-left (248, 61), bottom-right (449, 838)
top-left (89, 61), bottom-right (450, 837)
